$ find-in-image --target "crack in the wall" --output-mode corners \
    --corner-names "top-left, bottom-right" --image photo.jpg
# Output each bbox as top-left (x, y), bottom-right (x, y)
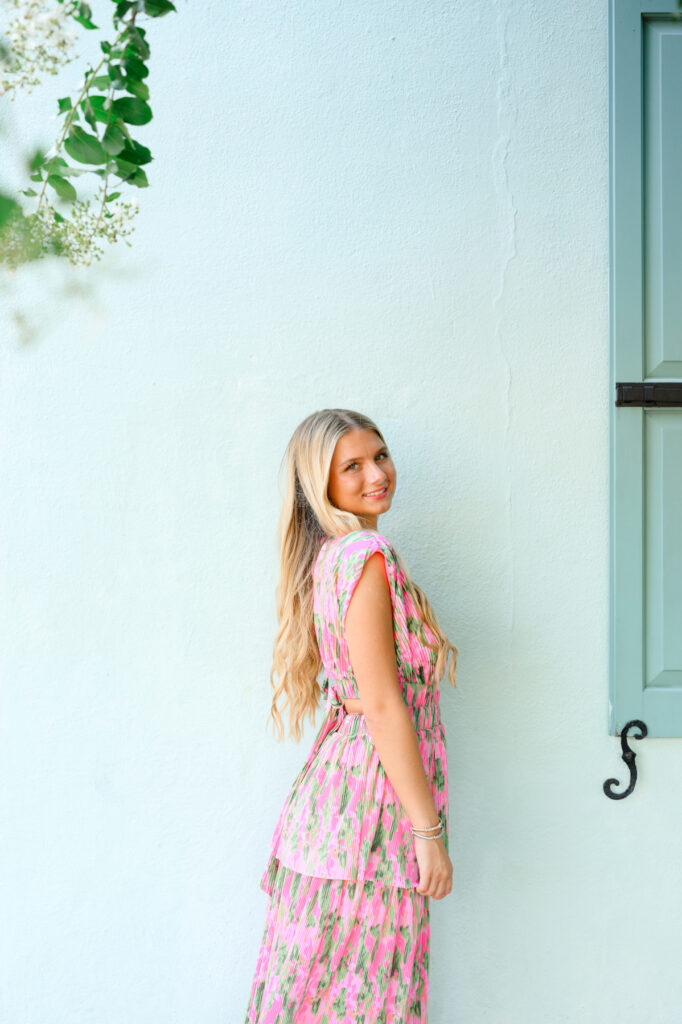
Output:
top-left (491, 0), bottom-right (518, 633)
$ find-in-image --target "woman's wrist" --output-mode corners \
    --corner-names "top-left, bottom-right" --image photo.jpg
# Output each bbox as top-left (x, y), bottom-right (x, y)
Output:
top-left (410, 814), bottom-right (444, 840)
top-left (410, 816), bottom-right (441, 830)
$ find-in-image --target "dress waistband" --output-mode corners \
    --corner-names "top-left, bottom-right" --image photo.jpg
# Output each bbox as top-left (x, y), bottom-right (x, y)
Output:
top-left (327, 693), bottom-right (442, 732)
top-left (298, 691), bottom-right (443, 786)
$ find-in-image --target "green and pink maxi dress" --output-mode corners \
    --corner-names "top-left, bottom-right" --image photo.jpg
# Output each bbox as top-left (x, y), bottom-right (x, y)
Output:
top-left (244, 528), bottom-right (450, 1022)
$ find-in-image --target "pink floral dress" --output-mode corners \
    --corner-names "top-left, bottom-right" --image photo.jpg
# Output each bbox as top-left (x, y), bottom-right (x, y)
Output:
top-left (244, 529), bottom-right (451, 1023)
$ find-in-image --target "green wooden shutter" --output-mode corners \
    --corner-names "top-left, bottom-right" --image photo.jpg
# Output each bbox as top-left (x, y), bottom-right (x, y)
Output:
top-left (609, 0), bottom-right (682, 736)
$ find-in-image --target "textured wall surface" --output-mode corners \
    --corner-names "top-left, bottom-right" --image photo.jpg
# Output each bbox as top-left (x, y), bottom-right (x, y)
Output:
top-left (2, 1), bottom-right (680, 1022)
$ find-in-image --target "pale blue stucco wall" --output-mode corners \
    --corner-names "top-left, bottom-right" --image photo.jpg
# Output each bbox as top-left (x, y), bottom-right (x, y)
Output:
top-left (2, 2), bottom-right (680, 1022)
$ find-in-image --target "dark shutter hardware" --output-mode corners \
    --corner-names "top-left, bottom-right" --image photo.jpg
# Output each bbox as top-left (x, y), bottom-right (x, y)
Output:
top-left (616, 382), bottom-right (682, 406)
top-left (603, 721), bottom-right (648, 800)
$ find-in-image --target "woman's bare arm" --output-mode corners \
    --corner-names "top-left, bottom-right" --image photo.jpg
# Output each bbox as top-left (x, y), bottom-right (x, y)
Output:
top-left (345, 551), bottom-right (453, 899)
top-left (344, 552), bottom-right (440, 830)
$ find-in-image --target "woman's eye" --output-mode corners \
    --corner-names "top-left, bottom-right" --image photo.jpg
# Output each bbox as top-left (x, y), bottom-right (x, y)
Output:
top-left (345, 452), bottom-right (388, 471)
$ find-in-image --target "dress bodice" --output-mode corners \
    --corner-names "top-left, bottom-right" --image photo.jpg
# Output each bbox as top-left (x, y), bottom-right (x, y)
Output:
top-left (313, 529), bottom-right (441, 727)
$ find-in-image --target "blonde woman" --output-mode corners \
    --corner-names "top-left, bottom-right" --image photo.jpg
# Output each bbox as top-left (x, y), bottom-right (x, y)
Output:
top-left (244, 408), bottom-right (457, 1023)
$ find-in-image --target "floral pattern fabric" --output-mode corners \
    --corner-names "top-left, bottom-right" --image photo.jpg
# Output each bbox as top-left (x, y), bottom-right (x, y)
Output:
top-left (244, 529), bottom-right (450, 1022)
top-left (244, 860), bottom-right (430, 1023)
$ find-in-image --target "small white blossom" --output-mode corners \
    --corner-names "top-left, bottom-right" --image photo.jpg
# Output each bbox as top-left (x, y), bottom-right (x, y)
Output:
top-left (0, 0), bottom-right (80, 97)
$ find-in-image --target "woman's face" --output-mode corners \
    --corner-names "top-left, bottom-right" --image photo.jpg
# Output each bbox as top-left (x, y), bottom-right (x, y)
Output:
top-left (327, 428), bottom-right (396, 529)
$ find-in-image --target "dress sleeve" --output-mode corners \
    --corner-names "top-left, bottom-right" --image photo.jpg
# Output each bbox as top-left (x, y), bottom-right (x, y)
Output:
top-left (336, 530), bottom-right (399, 634)
top-left (331, 529), bottom-right (409, 694)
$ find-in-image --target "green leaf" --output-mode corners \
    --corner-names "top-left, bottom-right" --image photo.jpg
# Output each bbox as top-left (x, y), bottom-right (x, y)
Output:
top-left (113, 157), bottom-right (136, 177)
top-left (105, 192), bottom-right (121, 202)
top-left (114, 160), bottom-right (149, 187)
top-left (74, 2), bottom-right (98, 28)
top-left (143, 0), bottom-right (176, 15)
top-left (114, 1), bottom-right (136, 21)
top-left (126, 26), bottom-right (151, 59)
top-left (58, 96), bottom-right (72, 114)
top-left (0, 194), bottom-right (21, 230)
top-left (21, 187), bottom-right (38, 197)
top-left (53, 210), bottom-right (66, 223)
top-left (91, 74), bottom-right (111, 89)
top-left (47, 174), bottom-right (77, 201)
top-left (125, 78), bottom-right (149, 101)
top-left (28, 148), bottom-right (46, 172)
top-left (73, 12), bottom-right (98, 29)
top-left (64, 126), bottom-right (108, 165)
top-left (81, 101), bottom-right (96, 131)
top-left (102, 123), bottom-right (127, 156)
top-left (49, 158), bottom-right (84, 178)
top-left (126, 167), bottom-right (149, 188)
top-left (111, 96), bottom-right (152, 126)
top-left (29, 172), bottom-right (43, 183)
top-left (117, 139), bottom-right (152, 165)
top-left (100, 40), bottom-right (112, 55)
top-left (107, 63), bottom-right (126, 89)
top-left (123, 50), bottom-right (149, 79)
top-left (81, 95), bottom-right (114, 126)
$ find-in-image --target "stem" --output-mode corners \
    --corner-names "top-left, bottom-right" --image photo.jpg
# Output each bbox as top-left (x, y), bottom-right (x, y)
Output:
top-left (93, 75), bottom-right (117, 230)
top-left (95, 175), bottom-right (111, 229)
top-left (95, 102), bottom-right (115, 231)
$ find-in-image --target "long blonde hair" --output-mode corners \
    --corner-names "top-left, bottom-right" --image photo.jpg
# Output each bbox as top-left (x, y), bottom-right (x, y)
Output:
top-left (268, 408), bottom-right (457, 742)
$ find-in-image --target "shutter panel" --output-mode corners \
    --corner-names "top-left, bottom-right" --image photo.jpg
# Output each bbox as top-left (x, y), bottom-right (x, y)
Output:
top-left (609, 0), bottom-right (682, 736)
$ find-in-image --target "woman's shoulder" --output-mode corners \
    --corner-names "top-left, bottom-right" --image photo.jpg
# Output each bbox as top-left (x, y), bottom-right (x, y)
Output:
top-left (314, 529), bottom-right (406, 626)
top-left (325, 528), bottom-right (397, 563)
top-left (322, 531), bottom-right (402, 598)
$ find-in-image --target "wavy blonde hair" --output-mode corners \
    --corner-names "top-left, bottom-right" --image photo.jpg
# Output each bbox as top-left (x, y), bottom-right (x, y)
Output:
top-left (268, 408), bottom-right (457, 742)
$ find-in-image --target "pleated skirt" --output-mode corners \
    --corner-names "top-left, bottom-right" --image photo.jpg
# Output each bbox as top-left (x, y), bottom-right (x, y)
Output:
top-left (243, 858), bottom-right (430, 1023)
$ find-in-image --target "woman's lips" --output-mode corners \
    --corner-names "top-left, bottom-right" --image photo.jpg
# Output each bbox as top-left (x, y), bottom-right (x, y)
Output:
top-left (364, 485), bottom-right (388, 499)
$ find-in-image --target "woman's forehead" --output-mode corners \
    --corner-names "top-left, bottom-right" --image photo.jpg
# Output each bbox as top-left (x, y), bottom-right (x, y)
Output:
top-left (332, 429), bottom-right (383, 461)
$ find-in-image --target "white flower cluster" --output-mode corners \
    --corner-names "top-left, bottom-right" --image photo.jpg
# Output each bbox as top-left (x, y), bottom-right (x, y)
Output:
top-left (0, 0), bottom-right (80, 97)
top-left (0, 185), bottom-right (141, 268)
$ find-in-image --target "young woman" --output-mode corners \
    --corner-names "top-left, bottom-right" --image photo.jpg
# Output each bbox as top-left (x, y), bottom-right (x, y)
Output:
top-left (243, 408), bottom-right (457, 1023)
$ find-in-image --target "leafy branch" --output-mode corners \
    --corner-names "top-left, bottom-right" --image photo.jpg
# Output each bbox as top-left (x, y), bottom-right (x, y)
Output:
top-left (0, 0), bottom-right (176, 268)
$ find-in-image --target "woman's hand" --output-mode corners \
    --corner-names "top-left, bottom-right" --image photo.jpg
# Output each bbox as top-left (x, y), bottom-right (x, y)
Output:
top-left (413, 835), bottom-right (453, 900)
